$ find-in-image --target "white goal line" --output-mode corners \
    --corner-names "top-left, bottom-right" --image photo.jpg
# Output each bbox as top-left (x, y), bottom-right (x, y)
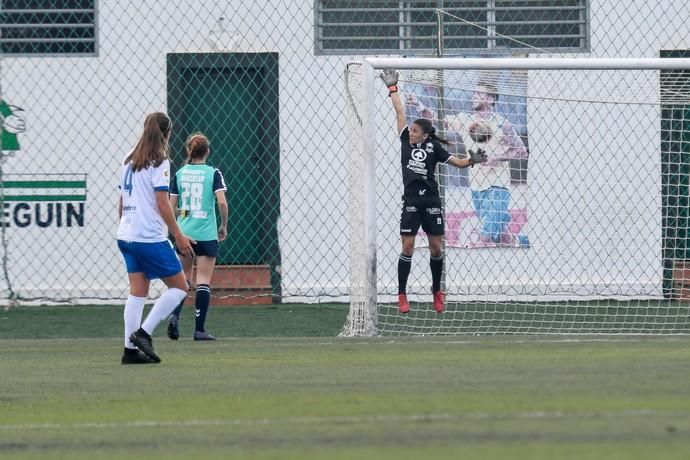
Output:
top-left (1, 409), bottom-right (685, 431)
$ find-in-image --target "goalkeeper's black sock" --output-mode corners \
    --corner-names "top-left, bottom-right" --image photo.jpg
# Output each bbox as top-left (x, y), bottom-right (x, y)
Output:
top-left (430, 254), bottom-right (444, 293)
top-left (398, 254), bottom-right (412, 294)
top-left (195, 284), bottom-right (211, 332)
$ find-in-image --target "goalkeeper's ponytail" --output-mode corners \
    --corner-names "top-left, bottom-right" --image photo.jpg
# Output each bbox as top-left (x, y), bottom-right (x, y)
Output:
top-left (413, 118), bottom-right (449, 145)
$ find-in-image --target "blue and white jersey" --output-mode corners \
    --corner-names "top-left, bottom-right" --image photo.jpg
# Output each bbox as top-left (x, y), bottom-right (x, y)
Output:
top-left (117, 155), bottom-right (171, 242)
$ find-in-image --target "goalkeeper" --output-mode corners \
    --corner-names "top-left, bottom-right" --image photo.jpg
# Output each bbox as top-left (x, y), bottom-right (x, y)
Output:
top-left (380, 69), bottom-right (487, 314)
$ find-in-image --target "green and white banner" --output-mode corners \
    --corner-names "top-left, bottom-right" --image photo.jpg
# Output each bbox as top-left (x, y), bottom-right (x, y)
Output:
top-left (1, 174), bottom-right (87, 203)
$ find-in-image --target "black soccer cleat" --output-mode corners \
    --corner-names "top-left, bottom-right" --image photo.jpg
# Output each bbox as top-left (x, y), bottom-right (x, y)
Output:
top-left (167, 315), bottom-right (180, 341)
top-left (129, 328), bottom-right (162, 363)
top-left (193, 330), bottom-right (216, 341)
top-left (121, 348), bottom-right (157, 365)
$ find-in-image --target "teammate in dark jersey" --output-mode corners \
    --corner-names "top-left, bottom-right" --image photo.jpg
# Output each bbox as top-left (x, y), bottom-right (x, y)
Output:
top-left (167, 132), bottom-right (228, 341)
top-left (381, 69), bottom-right (487, 314)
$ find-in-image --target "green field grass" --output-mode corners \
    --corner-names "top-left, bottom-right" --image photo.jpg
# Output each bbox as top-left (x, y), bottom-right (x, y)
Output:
top-left (1, 305), bottom-right (690, 459)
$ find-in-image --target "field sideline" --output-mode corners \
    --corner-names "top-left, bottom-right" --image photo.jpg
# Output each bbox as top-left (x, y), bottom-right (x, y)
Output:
top-left (1, 305), bottom-right (690, 459)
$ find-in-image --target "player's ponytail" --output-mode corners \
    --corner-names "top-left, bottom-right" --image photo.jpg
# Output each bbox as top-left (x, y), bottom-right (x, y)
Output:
top-left (413, 118), bottom-right (449, 145)
top-left (126, 112), bottom-right (171, 171)
top-left (184, 132), bottom-right (210, 164)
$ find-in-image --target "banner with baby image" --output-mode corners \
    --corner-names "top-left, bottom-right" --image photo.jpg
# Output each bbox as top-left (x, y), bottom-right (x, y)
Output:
top-left (404, 68), bottom-right (530, 249)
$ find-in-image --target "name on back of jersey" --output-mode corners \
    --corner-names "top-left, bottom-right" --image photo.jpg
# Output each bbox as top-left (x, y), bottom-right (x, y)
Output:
top-left (182, 171), bottom-right (205, 183)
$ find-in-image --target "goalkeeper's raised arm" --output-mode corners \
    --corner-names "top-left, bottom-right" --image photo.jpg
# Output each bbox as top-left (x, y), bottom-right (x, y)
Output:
top-left (381, 69), bottom-right (483, 170)
top-left (380, 68), bottom-right (407, 134)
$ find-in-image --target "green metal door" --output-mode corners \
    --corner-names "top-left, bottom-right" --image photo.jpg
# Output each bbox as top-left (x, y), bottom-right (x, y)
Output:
top-left (167, 53), bottom-right (281, 271)
top-left (661, 50), bottom-right (690, 294)
top-left (181, 67), bottom-right (262, 264)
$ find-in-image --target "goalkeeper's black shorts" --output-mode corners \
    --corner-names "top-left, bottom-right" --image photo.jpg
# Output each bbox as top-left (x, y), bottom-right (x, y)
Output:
top-left (399, 195), bottom-right (444, 236)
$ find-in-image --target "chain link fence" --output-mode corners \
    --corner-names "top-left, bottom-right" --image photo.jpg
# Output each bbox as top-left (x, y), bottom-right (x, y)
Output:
top-left (0, 1), bottom-right (689, 306)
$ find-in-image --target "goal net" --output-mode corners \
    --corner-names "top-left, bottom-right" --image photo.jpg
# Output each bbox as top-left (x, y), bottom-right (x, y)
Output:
top-left (343, 57), bottom-right (690, 336)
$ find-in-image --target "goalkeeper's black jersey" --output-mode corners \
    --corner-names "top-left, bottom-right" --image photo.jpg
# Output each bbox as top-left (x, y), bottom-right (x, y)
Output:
top-left (399, 126), bottom-right (451, 199)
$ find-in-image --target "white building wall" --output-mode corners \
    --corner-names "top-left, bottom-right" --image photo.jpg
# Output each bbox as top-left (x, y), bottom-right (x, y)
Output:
top-left (0, 1), bottom-right (688, 302)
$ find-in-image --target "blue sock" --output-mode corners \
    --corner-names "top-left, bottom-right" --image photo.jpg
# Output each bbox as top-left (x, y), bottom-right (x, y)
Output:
top-left (195, 284), bottom-right (211, 332)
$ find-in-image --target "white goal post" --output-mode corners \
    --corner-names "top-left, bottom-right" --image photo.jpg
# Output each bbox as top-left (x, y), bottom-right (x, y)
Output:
top-left (342, 56), bottom-right (690, 337)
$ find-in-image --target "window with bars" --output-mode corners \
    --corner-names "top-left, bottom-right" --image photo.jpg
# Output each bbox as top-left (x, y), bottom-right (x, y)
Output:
top-left (0, 0), bottom-right (97, 56)
top-left (315, 0), bottom-right (588, 55)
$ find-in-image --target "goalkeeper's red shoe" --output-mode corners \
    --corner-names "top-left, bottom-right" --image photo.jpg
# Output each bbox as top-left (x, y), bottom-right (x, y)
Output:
top-left (433, 291), bottom-right (445, 313)
top-left (398, 294), bottom-right (410, 314)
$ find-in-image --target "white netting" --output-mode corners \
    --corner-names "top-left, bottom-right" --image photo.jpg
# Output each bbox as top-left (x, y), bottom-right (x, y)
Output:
top-left (344, 59), bottom-right (690, 336)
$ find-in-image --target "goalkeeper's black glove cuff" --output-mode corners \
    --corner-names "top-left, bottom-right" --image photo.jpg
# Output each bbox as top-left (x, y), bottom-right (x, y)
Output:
top-left (387, 85), bottom-right (398, 96)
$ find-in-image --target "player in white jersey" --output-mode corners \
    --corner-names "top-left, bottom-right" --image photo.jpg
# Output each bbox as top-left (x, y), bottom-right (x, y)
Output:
top-left (117, 112), bottom-right (194, 364)
top-left (444, 83), bottom-right (528, 245)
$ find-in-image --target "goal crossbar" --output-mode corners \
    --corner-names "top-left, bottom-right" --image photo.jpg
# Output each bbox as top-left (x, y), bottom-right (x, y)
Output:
top-left (365, 57), bottom-right (690, 71)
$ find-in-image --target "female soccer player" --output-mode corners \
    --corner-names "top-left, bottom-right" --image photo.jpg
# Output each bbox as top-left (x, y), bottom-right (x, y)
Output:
top-left (167, 132), bottom-right (228, 341)
top-left (117, 112), bottom-right (194, 364)
top-left (380, 69), bottom-right (486, 314)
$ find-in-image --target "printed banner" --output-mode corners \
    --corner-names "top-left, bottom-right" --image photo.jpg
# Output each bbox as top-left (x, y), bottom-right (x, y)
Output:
top-left (404, 68), bottom-right (530, 249)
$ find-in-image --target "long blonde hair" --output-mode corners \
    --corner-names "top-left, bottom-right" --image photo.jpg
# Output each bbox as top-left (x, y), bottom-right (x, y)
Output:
top-left (125, 112), bottom-right (171, 171)
top-left (185, 132), bottom-right (210, 164)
